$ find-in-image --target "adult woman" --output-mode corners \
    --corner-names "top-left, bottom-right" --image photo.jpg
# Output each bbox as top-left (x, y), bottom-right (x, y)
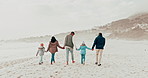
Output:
top-left (46, 36), bottom-right (64, 64)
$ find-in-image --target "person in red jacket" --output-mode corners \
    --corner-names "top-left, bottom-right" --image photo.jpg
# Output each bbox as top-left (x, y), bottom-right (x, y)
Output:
top-left (46, 36), bottom-right (64, 65)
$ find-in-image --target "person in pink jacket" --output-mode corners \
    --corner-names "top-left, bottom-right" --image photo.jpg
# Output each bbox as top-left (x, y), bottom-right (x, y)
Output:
top-left (46, 36), bottom-right (64, 65)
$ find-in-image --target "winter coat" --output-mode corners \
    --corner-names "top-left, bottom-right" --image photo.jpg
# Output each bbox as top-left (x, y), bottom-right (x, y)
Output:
top-left (64, 35), bottom-right (74, 49)
top-left (92, 35), bottom-right (105, 49)
top-left (47, 41), bottom-right (63, 53)
top-left (77, 46), bottom-right (91, 54)
top-left (37, 46), bottom-right (45, 56)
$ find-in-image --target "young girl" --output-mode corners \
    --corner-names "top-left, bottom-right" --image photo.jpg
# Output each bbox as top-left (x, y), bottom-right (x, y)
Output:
top-left (76, 41), bottom-right (92, 65)
top-left (36, 43), bottom-right (45, 65)
top-left (46, 36), bottom-right (64, 65)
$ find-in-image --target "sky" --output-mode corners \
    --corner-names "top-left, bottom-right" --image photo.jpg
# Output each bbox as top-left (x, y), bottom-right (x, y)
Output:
top-left (0, 0), bottom-right (148, 40)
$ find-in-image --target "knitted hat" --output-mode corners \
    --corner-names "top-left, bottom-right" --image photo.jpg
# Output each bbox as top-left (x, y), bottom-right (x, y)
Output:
top-left (40, 43), bottom-right (44, 46)
top-left (82, 41), bottom-right (85, 44)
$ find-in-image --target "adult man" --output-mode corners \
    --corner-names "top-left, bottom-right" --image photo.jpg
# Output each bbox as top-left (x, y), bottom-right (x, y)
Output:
top-left (92, 33), bottom-right (105, 66)
top-left (64, 32), bottom-right (75, 65)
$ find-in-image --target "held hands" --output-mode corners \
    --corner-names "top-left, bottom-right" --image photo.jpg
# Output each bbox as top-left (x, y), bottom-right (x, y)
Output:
top-left (76, 48), bottom-right (78, 50)
top-left (45, 51), bottom-right (48, 52)
top-left (62, 47), bottom-right (65, 49)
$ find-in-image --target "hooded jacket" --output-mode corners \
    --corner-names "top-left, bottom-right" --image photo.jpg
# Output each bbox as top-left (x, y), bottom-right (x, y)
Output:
top-left (37, 46), bottom-right (45, 56)
top-left (77, 45), bottom-right (91, 54)
top-left (47, 41), bottom-right (63, 53)
top-left (92, 35), bottom-right (105, 49)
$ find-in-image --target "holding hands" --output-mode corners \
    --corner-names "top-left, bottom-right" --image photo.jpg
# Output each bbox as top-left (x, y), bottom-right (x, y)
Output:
top-left (62, 47), bottom-right (65, 49)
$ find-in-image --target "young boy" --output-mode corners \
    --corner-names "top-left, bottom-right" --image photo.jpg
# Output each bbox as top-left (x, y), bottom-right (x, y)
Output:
top-left (36, 43), bottom-right (45, 65)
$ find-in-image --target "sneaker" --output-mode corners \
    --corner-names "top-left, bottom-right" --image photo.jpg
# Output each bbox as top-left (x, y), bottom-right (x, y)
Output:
top-left (98, 64), bottom-right (101, 66)
top-left (41, 62), bottom-right (43, 64)
top-left (51, 62), bottom-right (53, 65)
top-left (72, 61), bottom-right (75, 63)
top-left (39, 63), bottom-right (42, 65)
top-left (95, 62), bottom-right (98, 65)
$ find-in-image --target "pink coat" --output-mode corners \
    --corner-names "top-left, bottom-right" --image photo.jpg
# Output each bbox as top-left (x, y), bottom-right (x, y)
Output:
top-left (47, 41), bottom-right (63, 53)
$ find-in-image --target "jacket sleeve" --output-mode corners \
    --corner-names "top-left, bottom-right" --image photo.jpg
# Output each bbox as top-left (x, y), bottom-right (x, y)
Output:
top-left (64, 35), bottom-right (68, 46)
top-left (37, 49), bottom-right (39, 53)
top-left (72, 36), bottom-right (74, 47)
top-left (57, 41), bottom-right (63, 49)
top-left (92, 38), bottom-right (97, 49)
top-left (86, 46), bottom-right (92, 50)
top-left (76, 46), bottom-right (81, 51)
top-left (103, 38), bottom-right (105, 47)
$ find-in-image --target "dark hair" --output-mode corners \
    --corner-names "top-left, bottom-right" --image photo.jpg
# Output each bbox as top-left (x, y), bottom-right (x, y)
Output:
top-left (71, 32), bottom-right (75, 35)
top-left (99, 33), bottom-right (102, 37)
top-left (51, 36), bottom-right (57, 43)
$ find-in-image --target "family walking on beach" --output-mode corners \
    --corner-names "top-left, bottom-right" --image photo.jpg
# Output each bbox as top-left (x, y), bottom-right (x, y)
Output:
top-left (36, 32), bottom-right (105, 66)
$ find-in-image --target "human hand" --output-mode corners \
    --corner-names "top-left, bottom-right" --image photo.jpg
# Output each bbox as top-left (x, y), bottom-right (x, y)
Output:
top-left (45, 51), bottom-right (48, 52)
top-left (62, 47), bottom-right (65, 49)
top-left (76, 48), bottom-right (77, 50)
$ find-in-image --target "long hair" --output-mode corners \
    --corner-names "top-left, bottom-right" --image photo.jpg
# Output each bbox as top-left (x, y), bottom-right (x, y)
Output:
top-left (51, 36), bottom-right (57, 43)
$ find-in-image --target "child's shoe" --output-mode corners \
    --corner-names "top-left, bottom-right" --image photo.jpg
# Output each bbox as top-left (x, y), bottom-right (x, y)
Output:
top-left (51, 62), bottom-right (53, 65)
top-left (83, 62), bottom-right (85, 65)
top-left (72, 61), bottom-right (75, 63)
top-left (95, 62), bottom-right (98, 65)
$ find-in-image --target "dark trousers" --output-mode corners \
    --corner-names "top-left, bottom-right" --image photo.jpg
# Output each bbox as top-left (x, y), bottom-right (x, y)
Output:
top-left (81, 54), bottom-right (86, 64)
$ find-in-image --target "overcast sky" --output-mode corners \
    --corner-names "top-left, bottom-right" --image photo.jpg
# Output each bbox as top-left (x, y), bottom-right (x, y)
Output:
top-left (0, 0), bottom-right (148, 40)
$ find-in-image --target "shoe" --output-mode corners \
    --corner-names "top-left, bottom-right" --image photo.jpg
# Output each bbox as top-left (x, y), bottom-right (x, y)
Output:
top-left (54, 61), bottom-right (55, 63)
top-left (72, 61), bottom-right (75, 63)
top-left (39, 63), bottom-right (41, 65)
top-left (98, 64), bottom-right (101, 66)
top-left (41, 62), bottom-right (43, 64)
top-left (83, 63), bottom-right (85, 65)
top-left (95, 62), bottom-right (98, 65)
top-left (51, 62), bottom-right (53, 65)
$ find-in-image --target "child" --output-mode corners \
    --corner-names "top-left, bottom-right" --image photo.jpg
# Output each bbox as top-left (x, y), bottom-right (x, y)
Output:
top-left (76, 41), bottom-right (92, 65)
top-left (36, 43), bottom-right (45, 65)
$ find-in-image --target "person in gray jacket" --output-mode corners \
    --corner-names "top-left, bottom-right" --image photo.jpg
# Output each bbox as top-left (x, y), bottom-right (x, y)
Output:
top-left (64, 32), bottom-right (75, 65)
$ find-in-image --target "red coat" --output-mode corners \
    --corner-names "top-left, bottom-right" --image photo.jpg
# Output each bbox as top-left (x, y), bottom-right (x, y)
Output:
top-left (47, 41), bottom-right (63, 53)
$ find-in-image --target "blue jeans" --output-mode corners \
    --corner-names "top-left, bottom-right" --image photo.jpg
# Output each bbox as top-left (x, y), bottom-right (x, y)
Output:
top-left (51, 53), bottom-right (55, 63)
top-left (81, 54), bottom-right (85, 64)
top-left (66, 48), bottom-right (74, 62)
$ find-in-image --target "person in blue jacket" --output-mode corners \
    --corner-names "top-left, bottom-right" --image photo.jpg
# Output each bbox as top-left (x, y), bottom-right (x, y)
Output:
top-left (92, 33), bottom-right (105, 66)
top-left (76, 41), bottom-right (92, 65)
